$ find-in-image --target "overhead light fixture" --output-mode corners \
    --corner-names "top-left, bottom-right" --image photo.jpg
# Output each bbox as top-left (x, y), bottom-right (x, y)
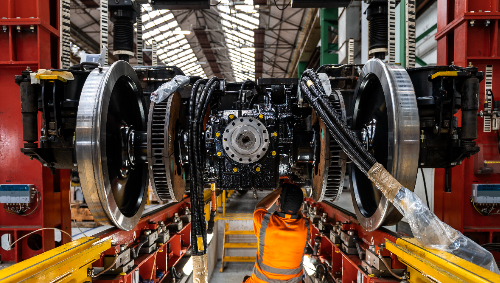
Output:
top-left (172, 30), bottom-right (191, 35)
top-left (195, 61), bottom-right (207, 64)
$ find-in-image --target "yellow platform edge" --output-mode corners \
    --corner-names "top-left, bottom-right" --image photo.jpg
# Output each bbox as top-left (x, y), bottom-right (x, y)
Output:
top-left (0, 237), bottom-right (111, 283)
top-left (386, 238), bottom-right (500, 283)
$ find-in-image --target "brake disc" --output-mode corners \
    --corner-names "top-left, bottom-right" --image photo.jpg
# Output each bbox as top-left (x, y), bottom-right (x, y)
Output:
top-left (350, 59), bottom-right (419, 231)
top-left (76, 61), bottom-right (148, 231)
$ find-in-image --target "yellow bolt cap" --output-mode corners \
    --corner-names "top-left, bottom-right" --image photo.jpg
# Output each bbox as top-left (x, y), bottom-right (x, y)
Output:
top-left (229, 114), bottom-right (234, 119)
top-left (217, 152), bottom-right (222, 157)
top-left (272, 132), bottom-right (277, 137)
top-left (258, 114), bottom-right (264, 119)
top-left (272, 151), bottom-right (276, 156)
top-left (119, 272), bottom-right (127, 276)
top-left (233, 167), bottom-right (238, 172)
top-left (255, 167), bottom-right (261, 172)
top-left (216, 132), bottom-right (220, 137)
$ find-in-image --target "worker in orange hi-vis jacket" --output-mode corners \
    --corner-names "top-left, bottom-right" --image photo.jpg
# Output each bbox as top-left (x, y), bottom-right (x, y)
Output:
top-left (243, 183), bottom-right (310, 283)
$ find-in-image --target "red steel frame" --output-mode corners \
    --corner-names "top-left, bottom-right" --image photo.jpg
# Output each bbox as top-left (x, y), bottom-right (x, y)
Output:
top-left (92, 200), bottom-right (192, 283)
top-left (434, 0), bottom-right (500, 258)
top-left (0, 0), bottom-right (73, 263)
top-left (305, 199), bottom-right (406, 283)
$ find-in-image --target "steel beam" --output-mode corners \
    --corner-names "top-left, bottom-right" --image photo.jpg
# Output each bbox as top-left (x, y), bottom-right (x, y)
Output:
top-left (320, 8), bottom-right (338, 65)
top-left (287, 8), bottom-right (321, 77)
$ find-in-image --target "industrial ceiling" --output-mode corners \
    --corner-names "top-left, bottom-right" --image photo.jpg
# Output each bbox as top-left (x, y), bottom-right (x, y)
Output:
top-left (69, 0), bottom-right (307, 81)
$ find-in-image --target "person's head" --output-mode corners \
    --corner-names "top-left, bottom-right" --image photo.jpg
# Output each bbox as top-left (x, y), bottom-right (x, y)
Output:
top-left (277, 183), bottom-right (304, 215)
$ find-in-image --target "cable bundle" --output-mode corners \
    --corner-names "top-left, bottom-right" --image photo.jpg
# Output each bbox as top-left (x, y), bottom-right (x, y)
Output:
top-left (189, 77), bottom-right (220, 255)
top-left (299, 69), bottom-right (376, 174)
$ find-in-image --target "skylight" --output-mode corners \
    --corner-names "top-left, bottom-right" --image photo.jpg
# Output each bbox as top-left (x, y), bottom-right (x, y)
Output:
top-left (140, 4), bottom-right (206, 78)
top-left (217, 0), bottom-right (259, 81)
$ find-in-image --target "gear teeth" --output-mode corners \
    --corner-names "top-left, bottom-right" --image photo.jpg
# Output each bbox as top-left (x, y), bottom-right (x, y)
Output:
top-left (147, 93), bottom-right (188, 203)
top-left (149, 100), bottom-right (174, 201)
top-left (321, 92), bottom-right (347, 202)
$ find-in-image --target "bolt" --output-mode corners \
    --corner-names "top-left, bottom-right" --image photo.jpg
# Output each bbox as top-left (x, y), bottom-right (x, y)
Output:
top-left (217, 152), bottom-right (221, 157)
top-left (272, 132), bottom-right (277, 137)
top-left (469, 62), bottom-right (473, 67)
top-left (215, 132), bottom-right (220, 138)
top-left (2, 26), bottom-right (6, 32)
top-left (258, 114), bottom-right (264, 119)
top-left (229, 114), bottom-right (234, 119)
top-left (30, 25), bottom-right (34, 32)
top-left (16, 26), bottom-right (20, 32)
top-left (232, 167), bottom-right (238, 172)
top-left (255, 167), bottom-right (260, 172)
top-left (486, 20), bottom-right (491, 26)
top-left (470, 20), bottom-right (475, 26)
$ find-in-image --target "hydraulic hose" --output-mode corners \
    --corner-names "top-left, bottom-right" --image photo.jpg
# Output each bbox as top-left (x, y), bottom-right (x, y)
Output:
top-left (300, 70), bottom-right (377, 172)
top-left (188, 79), bottom-right (205, 254)
top-left (191, 77), bottom-right (219, 255)
top-left (238, 80), bottom-right (254, 110)
top-left (130, 239), bottom-right (148, 259)
top-left (299, 81), bottom-right (371, 174)
top-left (300, 68), bottom-right (500, 275)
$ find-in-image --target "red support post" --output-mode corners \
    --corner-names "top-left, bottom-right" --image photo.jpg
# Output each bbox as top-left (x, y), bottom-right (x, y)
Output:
top-left (0, 0), bottom-right (71, 263)
top-left (435, 0), bottom-right (500, 247)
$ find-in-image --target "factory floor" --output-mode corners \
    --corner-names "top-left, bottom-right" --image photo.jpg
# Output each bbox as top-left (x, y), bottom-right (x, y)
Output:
top-left (208, 190), bottom-right (267, 282)
top-left (207, 189), bottom-right (356, 282)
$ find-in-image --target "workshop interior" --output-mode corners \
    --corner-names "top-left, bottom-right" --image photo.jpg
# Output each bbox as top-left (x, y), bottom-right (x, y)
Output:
top-left (1, 0), bottom-right (500, 282)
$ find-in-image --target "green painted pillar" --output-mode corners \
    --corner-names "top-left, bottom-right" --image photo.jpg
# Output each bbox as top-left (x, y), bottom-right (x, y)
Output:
top-left (298, 61), bottom-right (308, 78)
top-left (320, 8), bottom-right (338, 65)
top-left (399, 2), bottom-right (406, 67)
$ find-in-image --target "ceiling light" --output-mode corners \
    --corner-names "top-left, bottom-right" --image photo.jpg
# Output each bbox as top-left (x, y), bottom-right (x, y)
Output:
top-left (172, 30), bottom-right (191, 35)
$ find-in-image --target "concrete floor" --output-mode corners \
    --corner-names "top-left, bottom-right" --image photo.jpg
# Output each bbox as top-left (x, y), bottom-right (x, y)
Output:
top-left (210, 260), bottom-right (254, 283)
top-left (221, 190), bottom-right (278, 214)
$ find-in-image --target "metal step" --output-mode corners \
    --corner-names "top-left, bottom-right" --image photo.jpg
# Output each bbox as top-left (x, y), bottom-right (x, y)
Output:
top-left (224, 230), bottom-right (254, 235)
top-left (222, 256), bottom-right (256, 262)
top-left (224, 242), bottom-right (257, 249)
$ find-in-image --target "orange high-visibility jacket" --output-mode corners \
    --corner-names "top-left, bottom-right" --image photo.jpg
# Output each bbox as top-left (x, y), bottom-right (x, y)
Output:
top-left (245, 208), bottom-right (311, 283)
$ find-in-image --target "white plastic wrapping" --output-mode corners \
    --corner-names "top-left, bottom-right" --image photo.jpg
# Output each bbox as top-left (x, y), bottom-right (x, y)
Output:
top-left (391, 186), bottom-right (500, 274)
top-left (150, 75), bottom-right (190, 103)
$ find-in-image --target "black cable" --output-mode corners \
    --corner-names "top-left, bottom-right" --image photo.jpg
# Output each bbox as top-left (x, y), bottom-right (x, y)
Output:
top-left (299, 80), bottom-right (372, 173)
top-left (130, 239), bottom-right (148, 259)
top-left (191, 80), bottom-right (208, 254)
top-left (210, 1), bottom-right (221, 6)
top-left (377, 252), bottom-right (404, 280)
top-left (188, 79), bottom-right (205, 254)
top-left (421, 168), bottom-right (430, 208)
top-left (238, 80), bottom-right (255, 110)
top-left (274, 0), bottom-right (290, 10)
top-left (239, 80), bottom-right (265, 110)
top-left (191, 77), bottom-right (219, 255)
top-left (300, 70), bottom-right (378, 173)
